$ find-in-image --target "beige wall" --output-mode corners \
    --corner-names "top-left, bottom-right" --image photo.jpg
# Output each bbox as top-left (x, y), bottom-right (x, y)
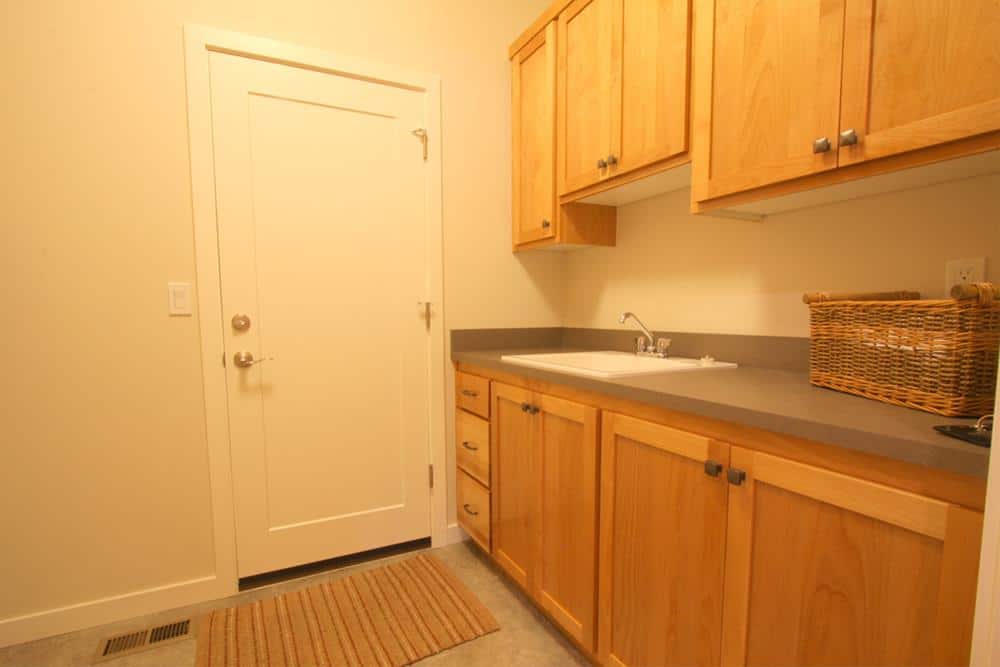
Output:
top-left (562, 175), bottom-right (1000, 337)
top-left (2, 0), bottom-right (554, 628)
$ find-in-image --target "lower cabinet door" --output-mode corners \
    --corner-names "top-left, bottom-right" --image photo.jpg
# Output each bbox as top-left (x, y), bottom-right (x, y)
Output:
top-left (534, 392), bottom-right (600, 650)
top-left (722, 446), bottom-right (984, 667)
top-left (490, 382), bottom-right (537, 589)
top-left (598, 412), bottom-right (730, 667)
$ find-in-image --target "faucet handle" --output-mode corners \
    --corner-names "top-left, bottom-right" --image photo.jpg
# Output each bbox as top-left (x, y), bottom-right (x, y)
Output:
top-left (656, 338), bottom-right (672, 356)
top-left (635, 337), bottom-right (648, 354)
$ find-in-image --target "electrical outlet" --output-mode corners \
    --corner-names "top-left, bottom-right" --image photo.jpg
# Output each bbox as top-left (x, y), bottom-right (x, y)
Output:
top-left (945, 258), bottom-right (986, 294)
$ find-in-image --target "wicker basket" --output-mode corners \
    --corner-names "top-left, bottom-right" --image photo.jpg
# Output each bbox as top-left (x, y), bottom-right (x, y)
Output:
top-left (803, 283), bottom-right (1000, 417)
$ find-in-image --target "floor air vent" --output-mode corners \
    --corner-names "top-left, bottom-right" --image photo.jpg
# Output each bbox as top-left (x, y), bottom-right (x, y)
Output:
top-left (93, 619), bottom-right (191, 663)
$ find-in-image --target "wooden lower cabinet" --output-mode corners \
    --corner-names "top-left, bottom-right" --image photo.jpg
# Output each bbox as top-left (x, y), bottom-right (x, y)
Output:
top-left (721, 446), bottom-right (983, 667)
top-left (598, 412), bottom-right (730, 667)
top-left (491, 382), bottom-right (600, 651)
top-left (473, 367), bottom-right (985, 666)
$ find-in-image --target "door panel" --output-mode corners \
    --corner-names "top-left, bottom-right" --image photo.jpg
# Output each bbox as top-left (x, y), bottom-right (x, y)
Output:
top-left (490, 383), bottom-right (537, 589)
top-left (558, 0), bottom-right (616, 194)
top-left (209, 53), bottom-right (431, 576)
top-left (615, 0), bottom-right (690, 175)
top-left (512, 23), bottom-right (557, 246)
top-left (722, 447), bottom-right (983, 667)
top-left (598, 413), bottom-right (729, 667)
top-left (535, 394), bottom-right (599, 650)
top-left (701, 0), bottom-right (845, 198)
top-left (839, 0), bottom-right (1000, 165)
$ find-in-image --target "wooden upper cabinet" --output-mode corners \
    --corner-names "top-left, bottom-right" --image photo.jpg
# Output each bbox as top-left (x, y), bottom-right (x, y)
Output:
top-left (558, 0), bottom-right (617, 194)
top-left (558, 0), bottom-right (692, 196)
top-left (614, 0), bottom-right (691, 175)
top-left (692, 0), bottom-right (846, 202)
top-left (839, 0), bottom-right (1000, 166)
top-left (598, 413), bottom-right (729, 667)
top-left (512, 22), bottom-right (557, 246)
top-left (722, 447), bottom-right (983, 667)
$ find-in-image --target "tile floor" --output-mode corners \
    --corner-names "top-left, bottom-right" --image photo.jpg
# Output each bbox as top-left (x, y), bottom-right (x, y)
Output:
top-left (0, 541), bottom-right (588, 666)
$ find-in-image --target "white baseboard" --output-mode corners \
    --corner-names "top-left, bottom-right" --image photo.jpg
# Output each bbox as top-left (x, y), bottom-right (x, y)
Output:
top-left (445, 522), bottom-right (469, 546)
top-left (0, 574), bottom-right (234, 649)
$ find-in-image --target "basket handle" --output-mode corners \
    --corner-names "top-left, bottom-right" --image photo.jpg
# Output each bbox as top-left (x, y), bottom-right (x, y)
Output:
top-left (950, 282), bottom-right (998, 306)
top-left (802, 290), bottom-right (921, 304)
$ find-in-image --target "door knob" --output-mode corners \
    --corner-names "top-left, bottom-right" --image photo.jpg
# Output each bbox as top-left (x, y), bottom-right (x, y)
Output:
top-left (812, 137), bottom-right (832, 153)
top-left (233, 351), bottom-right (273, 368)
top-left (597, 158), bottom-right (608, 169)
top-left (838, 128), bottom-right (859, 146)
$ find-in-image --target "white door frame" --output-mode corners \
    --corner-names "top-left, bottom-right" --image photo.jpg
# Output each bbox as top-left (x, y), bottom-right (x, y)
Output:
top-left (183, 25), bottom-right (448, 592)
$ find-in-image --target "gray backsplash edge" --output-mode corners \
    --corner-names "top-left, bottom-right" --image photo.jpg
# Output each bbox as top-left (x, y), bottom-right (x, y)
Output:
top-left (451, 327), bottom-right (810, 372)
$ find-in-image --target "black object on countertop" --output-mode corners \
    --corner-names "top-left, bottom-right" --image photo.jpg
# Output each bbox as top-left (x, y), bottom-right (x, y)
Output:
top-left (934, 424), bottom-right (992, 448)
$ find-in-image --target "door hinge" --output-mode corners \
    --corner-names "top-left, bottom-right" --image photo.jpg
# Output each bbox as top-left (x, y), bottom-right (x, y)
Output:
top-left (411, 128), bottom-right (428, 161)
top-left (428, 464), bottom-right (434, 489)
top-left (222, 352), bottom-right (226, 367)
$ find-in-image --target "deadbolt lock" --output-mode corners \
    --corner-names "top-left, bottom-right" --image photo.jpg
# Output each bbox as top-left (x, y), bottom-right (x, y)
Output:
top-left (231, 313), bottom-right (251, 331)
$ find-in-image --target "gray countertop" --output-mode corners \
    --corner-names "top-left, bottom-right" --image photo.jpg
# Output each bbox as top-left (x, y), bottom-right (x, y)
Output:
top-left (453, 347), bottom-right (991, 478)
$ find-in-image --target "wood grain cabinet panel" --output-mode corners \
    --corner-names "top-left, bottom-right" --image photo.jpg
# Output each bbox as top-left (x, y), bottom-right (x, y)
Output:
top-left (721, 446), bottom-right (983, 667)
top-left (456, 409), bottom-right (490, 487)
top-left (692, 0), bottom-right (846, 201)
top-left (839, 0), bottom-right (1000, 166)
top-left (614, 0), bottom-right (690, 175)
top-left (558, 0), bottom-right (617, 194)
top-left (490, 383), bottom-right (537, 589)
top-left (491, 382), bottom-right (600, 652)
top-left (535, 393), bottom-right (599, 650)
top-left (456, 371), bottom-right (489, 418)
top-left (457, 470), bottom-right (491, 552)
top-left (512, 22), bottom-right (557, 246)
top-left (598, 412), bottom-right (730, 667)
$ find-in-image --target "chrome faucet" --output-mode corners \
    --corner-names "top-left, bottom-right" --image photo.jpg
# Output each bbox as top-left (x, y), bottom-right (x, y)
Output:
top-left (618, 311), bottom-right (671, 357)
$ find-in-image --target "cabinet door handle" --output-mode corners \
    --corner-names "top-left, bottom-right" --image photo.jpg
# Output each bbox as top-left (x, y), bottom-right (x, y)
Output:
top-left (461, 441), bottom-right (479, 451)
top-left (597, 158), bottom-right (608, 169)
top-left (461, 389), bottom-right (479, 397)
top-left (530, 405), bottom-right (540, 415)
top-left (812, 137), bottom-right (832, 153)
top-left (606, 154), bottom-right (618, 166)
top-left (727, 468), bottom-right (747, 486)
top-left (704, 460), bottom-right (723, 477)
top-left (839, 128), bottom-right (859, 146)
top-left (541, 219), bottom-right (551, 229)
top-left (463, 503), bottom-right (479, 516)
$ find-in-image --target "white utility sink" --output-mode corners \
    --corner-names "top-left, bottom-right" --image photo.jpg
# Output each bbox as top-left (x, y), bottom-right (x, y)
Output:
top-left (500, 351), bottom-right (737, 379)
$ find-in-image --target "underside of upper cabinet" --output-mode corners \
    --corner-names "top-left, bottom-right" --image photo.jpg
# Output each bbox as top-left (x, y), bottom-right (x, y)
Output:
top-left (690, 0), bottom-right (1000, 215)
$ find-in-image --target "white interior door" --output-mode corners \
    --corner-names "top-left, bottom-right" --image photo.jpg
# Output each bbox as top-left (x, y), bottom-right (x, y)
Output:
top-left (208, 52), bottom-right (432, 577)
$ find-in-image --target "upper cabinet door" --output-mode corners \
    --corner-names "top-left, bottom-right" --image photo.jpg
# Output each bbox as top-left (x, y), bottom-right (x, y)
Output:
top-left (692, 0), bottom-right (846, 201)
top-left (839, 0), bottom-right (1000, 166)
top-left (613, 0), bottom-right (691, 175)
top-left (512, 22), bottom-right (557, 246)
top-left (721, 447), bottom-right (983, 667)
top-left (558, 0), bottom-right (617, 194)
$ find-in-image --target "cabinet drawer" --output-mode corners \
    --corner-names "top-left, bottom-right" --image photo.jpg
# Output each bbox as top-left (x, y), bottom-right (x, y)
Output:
top-left (456, 372), bottom-right (489, 418)
top-left (457, 470), bottom-right (491, 551)
top-left (456, 409), bottom-right (490, 487)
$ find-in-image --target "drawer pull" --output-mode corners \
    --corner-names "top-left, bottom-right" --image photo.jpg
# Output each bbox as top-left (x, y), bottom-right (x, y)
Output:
top-left (461, 389), bottom-right (479, 397)
top-left (461, 441), bottom-right (480, 451)
top-left (463, 503), bottom-right (479, 516)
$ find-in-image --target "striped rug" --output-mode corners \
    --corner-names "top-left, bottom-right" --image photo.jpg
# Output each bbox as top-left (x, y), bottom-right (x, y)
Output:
top-left (195, 553), bottom-right (499, 666)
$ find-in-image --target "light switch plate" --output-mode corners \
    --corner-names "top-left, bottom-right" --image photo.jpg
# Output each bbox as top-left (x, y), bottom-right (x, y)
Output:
top-left (167, 282), bottom-right (193, 316)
